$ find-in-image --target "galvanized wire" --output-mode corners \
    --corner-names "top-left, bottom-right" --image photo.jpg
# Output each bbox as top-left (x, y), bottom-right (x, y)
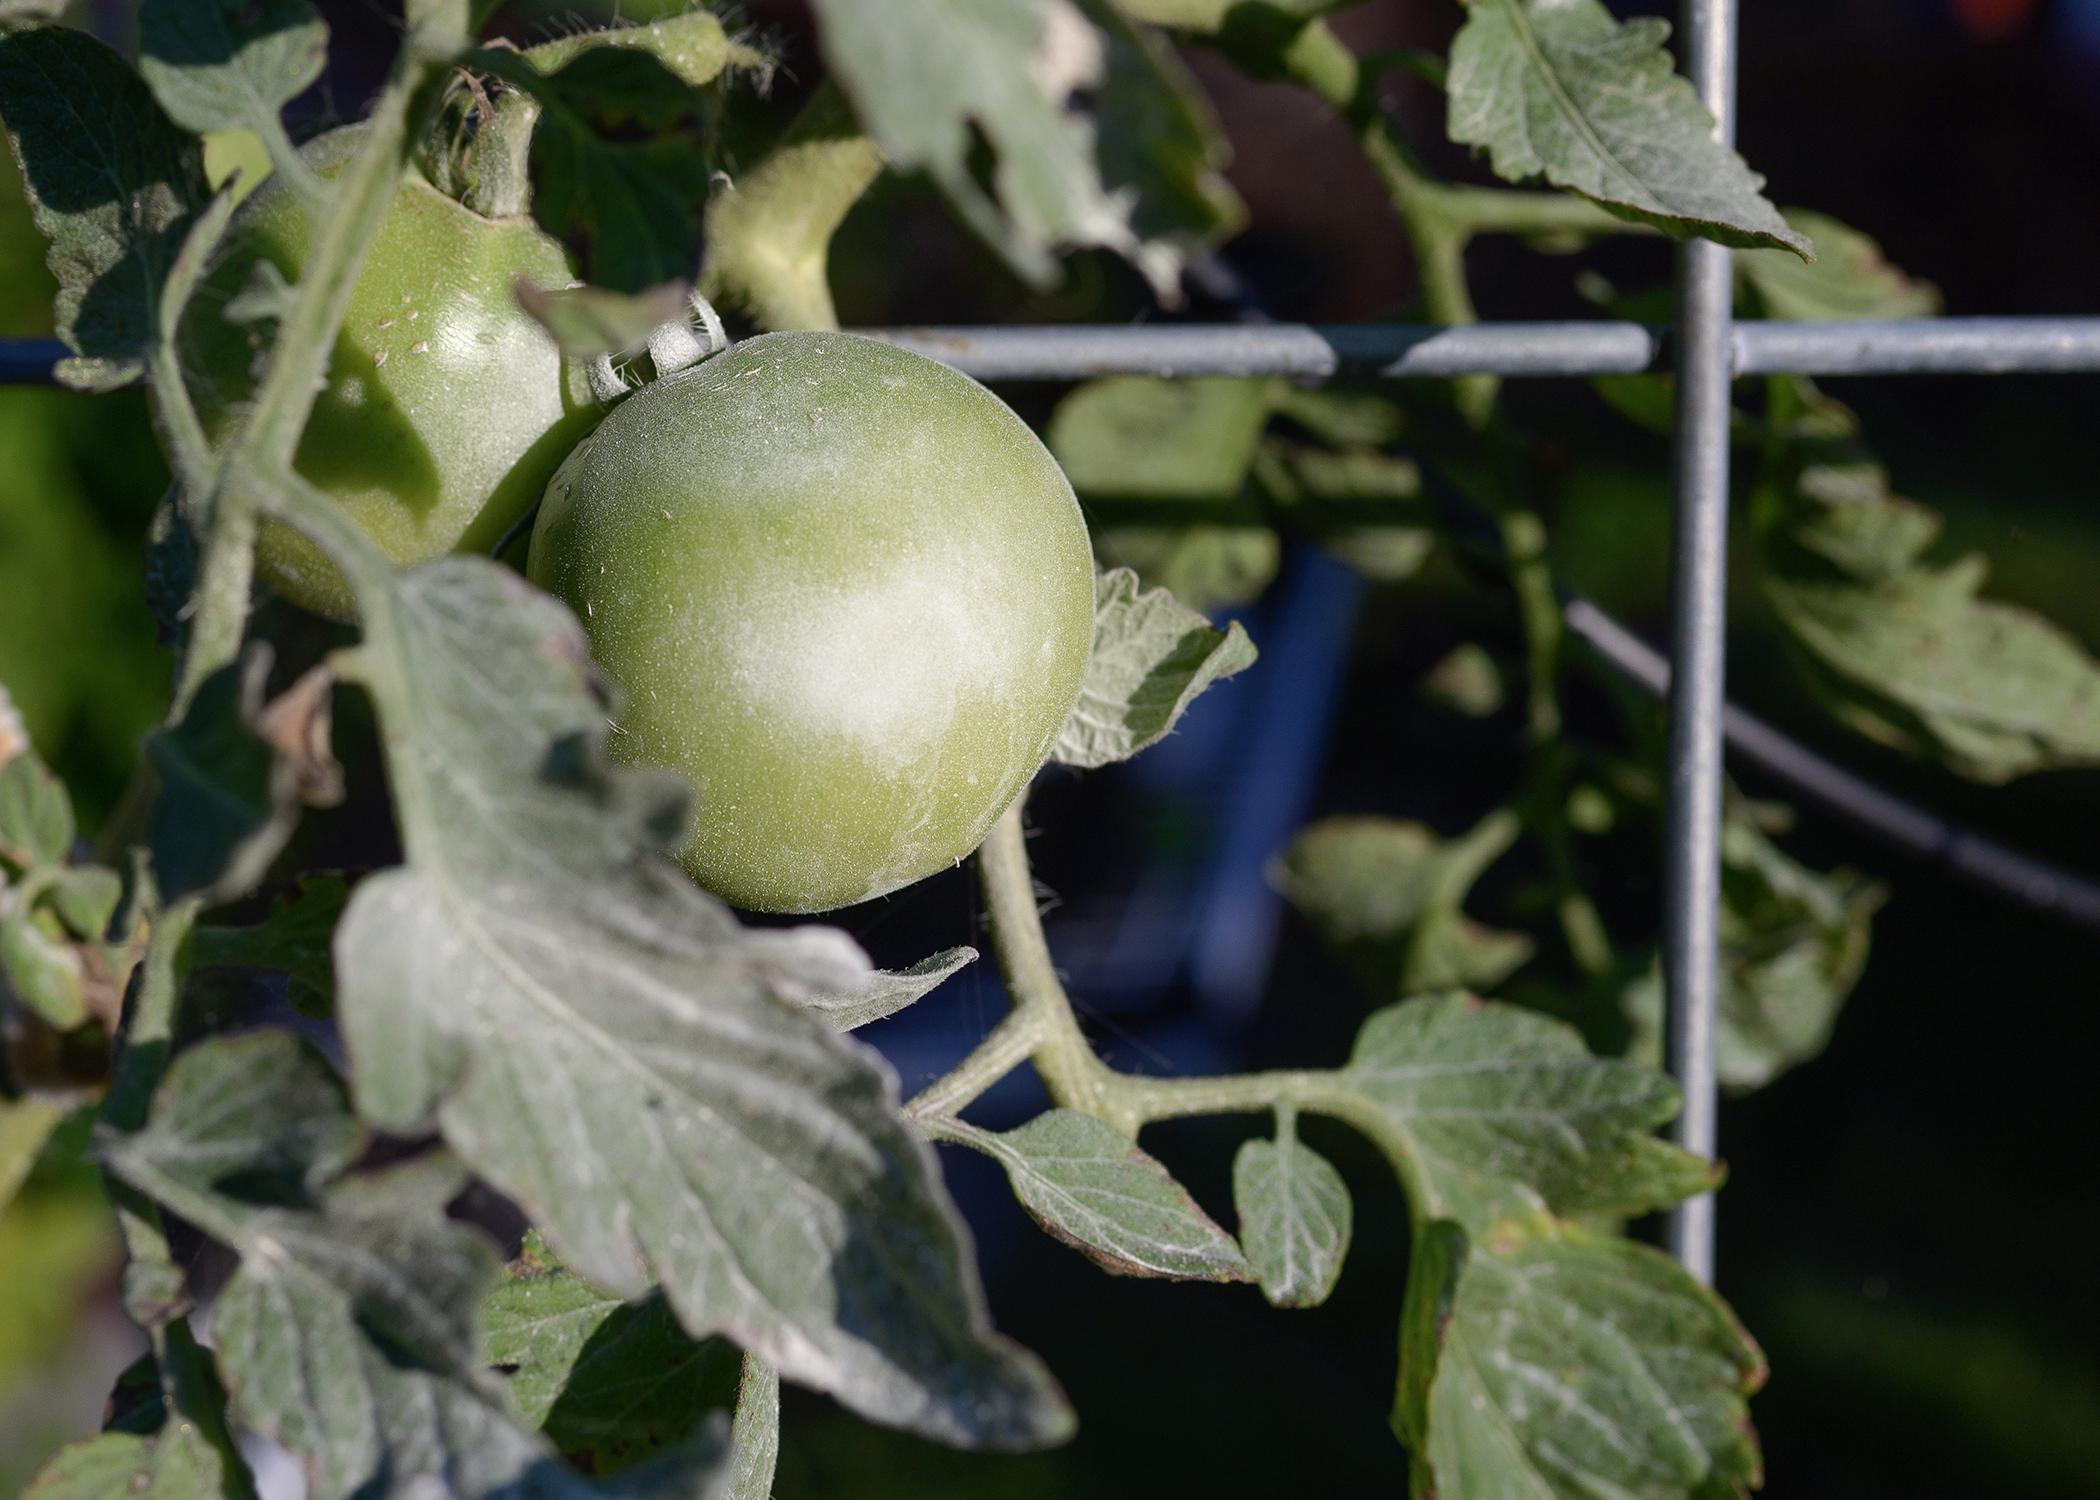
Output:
top-left (10, 319), bottom-right (2100, 385)
top-left (1658, 0), bottom-right (1739, 1287)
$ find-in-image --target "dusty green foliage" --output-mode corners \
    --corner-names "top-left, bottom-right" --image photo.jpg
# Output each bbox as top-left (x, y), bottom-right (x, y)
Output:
top-left (809, 0), bottom-right (1239, 296)
top-left (1741, 209), bottom-right (1940, 322)
top-left (1054, 568), bottom-right (1258, 769)
top-left (1232, 1120), bottom-right (1352, 1308)
top-left (1273, 812), bottom-right (1535, 999)
top-left (937, 1109), bottom-right (1254, 1281)
top-left (0, 25), bottom-right (205, 389)
top-left (9, 0), bottom-right (2038, 1495)
top-left (1447, 0), bottom-right (1811, 255)
top-left (1397, 1216), bottom-right (1765, 1500)
top-left (1765, 449), bottom-right (2100, 781)
top-left (702, 84), bottom-right (882, 331)
top-left (0, 747), bottom-right (131, 1033)
top-left (1049, 376), bottom-right (1435, 608)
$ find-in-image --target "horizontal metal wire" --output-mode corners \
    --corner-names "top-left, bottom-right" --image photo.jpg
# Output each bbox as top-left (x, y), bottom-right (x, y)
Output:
top-left (9, 318), bottom-right (2100, 386)
top-left (870, 318), bottom-right (2100, 381)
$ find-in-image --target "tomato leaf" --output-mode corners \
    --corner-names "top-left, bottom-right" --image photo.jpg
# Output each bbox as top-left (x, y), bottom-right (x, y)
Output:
top-left (105, 1032), bottom-right (732, 1500)
top-left (1053, 568), bottom-right (1257, 769)
top-left (322, 554), bottom-right (1070, 1449)
top-left (1396, 1216), bottom-right (1765, 1500)
top-left (520, 12), bottom-right (760, 86)
top-left (1249, 440), bottom-right (1434, 582)
top-left (1335, 994), bottom-right (1716, 1232)
top-left (936, 1109), bottom-right (1253, 1281)
top-left (1627, 815), bottom-right (1883, 1093)
top-left (808, 0), bottom-right (1231, 297)
top-left (1764, 462), bottom-right (2100, 781)
top-left (1051, 376), bottom-right (1280, 613)
top-left (485, 1231), bottom-right (743, 1472)
top-left (0, 24), bottom-right (207, 390)
top-left (1272, 812), bottom-right (1534, 998)
top-left (188, 873), bottom-right (350, 1016)
top-left (700, 83), bottom-right (883, 333)
top-left (0, 747), bottom-right (72, 869)
top-left (511, 280), bottom-right (694, 359)
top-left (146, 651), bottom-right (336, 905)
top-left (488, 43), bottom-right (720, 292)
top-left (797, 947), bottom-right (979, 1032)
top-left (1232, 1122), bottom-right (1352, 1309)
top-left (0, 908), bottom-right (87, 1029)
top-left (1088, 1), bottom-right (1245, 289)
top-left (21, 1329), bottom-right (248, 1500)
top-left (136, 0), bottom-right (327, 142)
top-left (1446, 0), bottom-right (1810, 257)
top-left (1111, 0), bottom-right (1358, 31)
top-left (1740, 209), bottom-right (1939, 322)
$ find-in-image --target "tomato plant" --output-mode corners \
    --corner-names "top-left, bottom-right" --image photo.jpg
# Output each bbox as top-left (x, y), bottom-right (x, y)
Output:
top-left (529, 330), bottom-right (1096, 913)
top-left (186, 130), bottom-right (592, 620)
top-left (3, 3), bottom-right (2095, 1498)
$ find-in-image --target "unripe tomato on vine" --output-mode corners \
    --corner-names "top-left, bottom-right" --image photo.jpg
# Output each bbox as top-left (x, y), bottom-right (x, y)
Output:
top-left (186, 129), bottom-right (595, 621)
top-left (527, 331), bottom-right (1097, 913)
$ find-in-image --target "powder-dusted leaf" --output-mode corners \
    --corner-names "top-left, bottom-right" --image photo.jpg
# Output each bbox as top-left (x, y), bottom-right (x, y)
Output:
top-left (1250, 439), bottom-right (1434, 582)
top-left (1446, 0), bottom-right (1809, 256)
top-left (323, 553), bottom-right (1069, 1449)
top-left (940, 1109), bottom-right (1252, 1281)
top-left (1396, 1216), bottom-right (1764, 1500)
top-left (1053, 568), bottom-right (1257, 769)
top-left (188, 874), bottom-right (351, 1016)
top-left (1088, 2), bottom-right (1245, 288)
top-left (1051, 376), bottom-right (1279, 502)
top-left (1272, 812), bottom-right (1532, 998)
top-left (490, 44), bottom-right (719, 291)
top-left (22, 1422), bottom-right (233, 1500)
top-left (521, 11), bottom-right (761, 87)
top-left (0, 24), bottom-right (206, 389)
top-left (1233, 1123), bottom-right (1351, 1308)
top-left (1741, 209), bottom-right (1938, 322)
top-left (1049, 377), bottom-right (1284, 609)
top-left (137, 0), bottom-right (327, 141)
top-left (0, 1096), bottom-right (71, 1211)
top-left (1, 908), bottom-right (88, 1029)
top-left (724, 1358), bottom-right (780, 1500)
top-left (51, 866), bottom-right (122, 940)
top-left (1113, 0), bottom-right (1357, 30)
top-left (1337, 994), bottom-right (1716, 1231)
top-left (1629, 816), bottom-right (1882, 1093)
top-left (513, 280), bottom-right (695, 359)
top-left (0, 745), bottom-right (72, 869)
top-left (1422, 643), bottom-right (1506, 718)
top-left (106, 1033), bottom-right (728, 1500)
top-left (810, 0), bottom-right (1211, 295)
top-left (700, 82), bottom-right (883, 333)
top-left (146, 652), bottom-right (336, 904)
top-left (798, 947), bottom-right (978, 1032)
top-left (1765, 465), bottom-right (2100, 782)
top-left (485, 1233), bottom-right (742, 1471)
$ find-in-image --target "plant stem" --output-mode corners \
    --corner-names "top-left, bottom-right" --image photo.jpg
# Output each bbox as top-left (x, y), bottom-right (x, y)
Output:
top-left (101, 895), bottom-right (198, 1134)
top-left (975, 803), bottom-right (1127, 1127)
top-left (903, 1008), bottom-right (1042, 1122)
top-left (174, 34), bottom-right (452, 712)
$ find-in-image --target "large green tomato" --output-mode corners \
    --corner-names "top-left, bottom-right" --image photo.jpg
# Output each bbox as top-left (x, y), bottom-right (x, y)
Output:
top-left (188, 133), bottom-right (594, 620)
top-left (527, 332), bottom-right (1096, 913)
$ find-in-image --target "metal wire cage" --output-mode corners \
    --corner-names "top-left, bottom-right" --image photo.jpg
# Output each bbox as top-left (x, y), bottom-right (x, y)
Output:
top-left (6, 0), bottom-right (2100, 1289)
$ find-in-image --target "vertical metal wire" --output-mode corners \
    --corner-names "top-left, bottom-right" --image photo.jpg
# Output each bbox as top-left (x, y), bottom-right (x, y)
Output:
top-left (1661, 0), bottom-right (1739, 1286)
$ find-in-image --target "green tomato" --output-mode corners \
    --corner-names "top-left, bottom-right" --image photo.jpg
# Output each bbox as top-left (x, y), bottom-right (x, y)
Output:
top-left (188, 132), bottom-right (594, 620)
top-left (527, 331), bottom-right (1096, 913)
